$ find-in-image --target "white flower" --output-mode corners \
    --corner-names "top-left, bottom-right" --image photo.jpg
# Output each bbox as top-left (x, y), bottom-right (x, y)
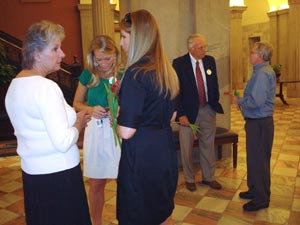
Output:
top-left (109, 76), bottom-right (117, 85)
top-left (206, 69), bottom-right (212, 75)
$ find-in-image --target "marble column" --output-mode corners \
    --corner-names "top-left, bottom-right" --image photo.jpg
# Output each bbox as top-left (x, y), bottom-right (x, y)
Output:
top-left (287, 0), bottom-right (300, 97)
top-left (77, 4), bottom-right (93, 69)
top-left (268, 9), bottom-right (289, 78)
top-left (230, 6), bottom-right (247, 90)
top-left (267, 11), bottom-right (279, 64)
top-left (78, 1), bottom-right (117, 68)
top-left (194, 0), bottom-right (231, 129)
top-left (92, 0), bottom-right (115, 39)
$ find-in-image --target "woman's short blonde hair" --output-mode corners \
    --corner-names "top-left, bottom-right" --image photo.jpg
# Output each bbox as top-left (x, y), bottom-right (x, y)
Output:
top-left (22, 20), bottom-right (65, 69)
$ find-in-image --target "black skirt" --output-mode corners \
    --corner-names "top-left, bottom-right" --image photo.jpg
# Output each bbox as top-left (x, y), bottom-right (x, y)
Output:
top-left (22, 164), bottom-right (91, 225)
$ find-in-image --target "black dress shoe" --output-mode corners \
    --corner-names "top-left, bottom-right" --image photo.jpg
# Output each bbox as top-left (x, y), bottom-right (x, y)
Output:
top-left (185, 182), bottom-right (196, 192)
top-left (239, 191), bottom-right (255, 199)
top-left (243, 200), bottom-right (269, 211)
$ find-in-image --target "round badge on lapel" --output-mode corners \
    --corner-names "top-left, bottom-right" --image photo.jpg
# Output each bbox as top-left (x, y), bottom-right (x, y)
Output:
top-left (206, 69), bottom-right (212, 75)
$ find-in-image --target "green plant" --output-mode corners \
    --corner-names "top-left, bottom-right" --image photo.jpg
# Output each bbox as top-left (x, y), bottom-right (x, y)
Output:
top-left (272, 64), bottom-right (282, 75)
top-left (0, 42), bottom-right (16, 84)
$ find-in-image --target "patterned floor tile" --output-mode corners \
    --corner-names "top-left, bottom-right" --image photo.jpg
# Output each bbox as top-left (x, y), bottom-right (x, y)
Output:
top-left (255, 208), bottom-right (290, 224)
top-left (196, 196), bottom-right (230, 213)
top-left (0, 90), bottom-right (299, 225)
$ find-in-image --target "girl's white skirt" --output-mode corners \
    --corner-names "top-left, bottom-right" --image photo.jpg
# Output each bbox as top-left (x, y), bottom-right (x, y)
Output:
top-left (83, 117), bottom-right (121, 179)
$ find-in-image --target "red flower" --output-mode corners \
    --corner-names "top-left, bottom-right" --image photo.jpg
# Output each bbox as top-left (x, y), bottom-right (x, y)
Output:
top-left (110, 79), bottom-right (121, 93)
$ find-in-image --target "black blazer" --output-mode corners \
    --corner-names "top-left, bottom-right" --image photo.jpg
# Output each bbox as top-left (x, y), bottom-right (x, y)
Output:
top-left (173, 53), bottom-right (224, 123)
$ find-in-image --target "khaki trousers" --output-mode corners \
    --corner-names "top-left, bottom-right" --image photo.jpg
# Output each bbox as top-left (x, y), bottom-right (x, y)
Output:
top-left (179, 105), bottom-right (216, 183)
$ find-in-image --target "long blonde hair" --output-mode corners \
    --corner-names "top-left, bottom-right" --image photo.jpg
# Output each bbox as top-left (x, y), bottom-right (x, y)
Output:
top-left (120, 10), bottom-right (179, 99)
top-left (86, 35), bottom-right (119, 88)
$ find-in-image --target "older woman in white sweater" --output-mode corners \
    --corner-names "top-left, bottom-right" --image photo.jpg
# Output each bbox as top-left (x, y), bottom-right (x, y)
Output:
top-left (5, 20), bottom-right (91, 225)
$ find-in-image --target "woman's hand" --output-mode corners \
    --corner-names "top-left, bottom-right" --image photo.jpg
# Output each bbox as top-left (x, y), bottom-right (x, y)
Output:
top-left (90, 105), bottom-right (109, 119)
top-left (75, 110), bottom-right (91, 132)
top-left (73, 84), bottom-right (109, 118)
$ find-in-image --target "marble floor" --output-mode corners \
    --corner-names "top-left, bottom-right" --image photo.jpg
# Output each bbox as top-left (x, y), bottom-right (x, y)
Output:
top-left (0, 92), bottom-right (300, 225)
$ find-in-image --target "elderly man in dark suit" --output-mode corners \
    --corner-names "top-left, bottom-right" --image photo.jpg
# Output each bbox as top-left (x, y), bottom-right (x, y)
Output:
top-left (173, 34), bottom-right (224, 191)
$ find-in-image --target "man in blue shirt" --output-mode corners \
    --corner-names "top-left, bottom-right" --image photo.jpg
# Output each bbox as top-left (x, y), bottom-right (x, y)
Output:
top-left (233, 42), bottom-right (276, 211)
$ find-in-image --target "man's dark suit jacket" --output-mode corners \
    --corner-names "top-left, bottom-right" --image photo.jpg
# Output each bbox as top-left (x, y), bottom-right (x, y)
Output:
top-left (173, 53), bottom-right (224, 124)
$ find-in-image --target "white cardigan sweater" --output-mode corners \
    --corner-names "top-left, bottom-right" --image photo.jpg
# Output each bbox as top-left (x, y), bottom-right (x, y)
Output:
top-left (5, 76), bottom-right (80, 175)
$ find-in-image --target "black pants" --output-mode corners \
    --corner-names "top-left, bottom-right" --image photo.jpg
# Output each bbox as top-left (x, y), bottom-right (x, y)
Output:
top-left (245, 117), bottom-right (274, 205)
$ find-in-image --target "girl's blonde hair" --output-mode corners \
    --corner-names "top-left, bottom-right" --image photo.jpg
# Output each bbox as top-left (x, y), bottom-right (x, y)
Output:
top-left (120, 10), bottom-right (179, 99)
top-left (86, 35), bottom-right (119, 88)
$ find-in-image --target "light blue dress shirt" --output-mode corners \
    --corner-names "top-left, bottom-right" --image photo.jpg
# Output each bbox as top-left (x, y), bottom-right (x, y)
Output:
top-left (238, 61), bottom-right (276, 119)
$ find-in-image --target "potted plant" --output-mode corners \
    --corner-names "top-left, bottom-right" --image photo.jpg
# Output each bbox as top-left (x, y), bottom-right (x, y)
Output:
top-left (272, 64), bottom-right (282, 81)
top-left (0, 42), bottom-right (16, 85)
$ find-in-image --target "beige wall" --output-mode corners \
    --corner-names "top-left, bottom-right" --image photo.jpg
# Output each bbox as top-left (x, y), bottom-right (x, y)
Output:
top-left (241, 4), bottom-right (289, 82)
top-left (240, 0), bottom-right (281, 82)
top-left (243, 0), bottom-right (270, 25)
top-left (242, 0), bottom-right (289, 26)
top-left (242, 22), bottom-right (270, 82)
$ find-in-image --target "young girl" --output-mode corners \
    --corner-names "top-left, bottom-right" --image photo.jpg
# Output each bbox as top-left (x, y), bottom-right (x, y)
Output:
top-left (73, 35), bottom-right (121, 225)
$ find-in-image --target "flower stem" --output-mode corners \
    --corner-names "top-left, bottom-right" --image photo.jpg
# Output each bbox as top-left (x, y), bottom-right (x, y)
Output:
top-left (104, 83), bottom-right (122, 147)
top-left (172, 121), bottom-right (200, 136)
